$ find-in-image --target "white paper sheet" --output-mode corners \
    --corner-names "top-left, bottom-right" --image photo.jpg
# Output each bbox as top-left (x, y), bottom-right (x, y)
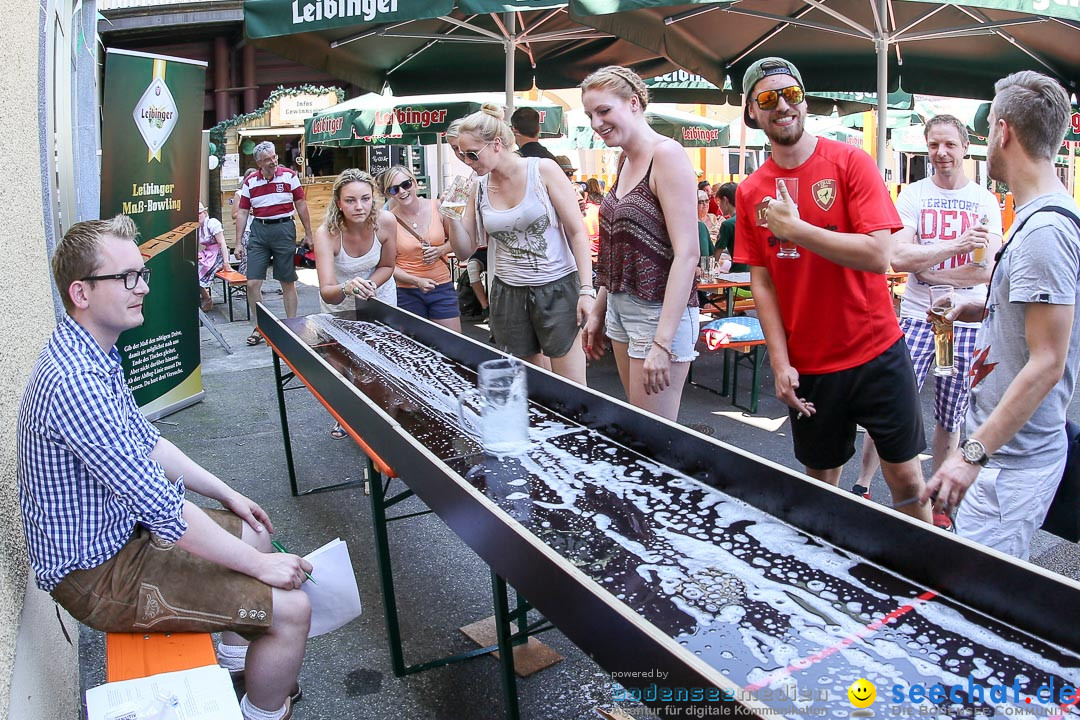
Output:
top-left (302, 537), bottom-right (363, 637)
top-left (85, 664), bottom-right (241, 720)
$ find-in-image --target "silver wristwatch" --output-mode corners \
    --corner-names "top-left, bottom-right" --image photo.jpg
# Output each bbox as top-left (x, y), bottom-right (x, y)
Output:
top-left (960, 438), bottom-right (989, 466)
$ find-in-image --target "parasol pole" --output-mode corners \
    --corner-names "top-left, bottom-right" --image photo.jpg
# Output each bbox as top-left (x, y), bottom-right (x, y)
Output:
top-left (505, 11), bottom-right (515, 116)
top-left (875, 0), bottom-right (888, 176)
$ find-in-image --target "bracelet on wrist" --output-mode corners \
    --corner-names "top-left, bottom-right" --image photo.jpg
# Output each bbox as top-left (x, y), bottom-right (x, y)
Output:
top-left (579, 286), bottom-right (597, 298)
top-left (652, 338), bottom-right (677, 360)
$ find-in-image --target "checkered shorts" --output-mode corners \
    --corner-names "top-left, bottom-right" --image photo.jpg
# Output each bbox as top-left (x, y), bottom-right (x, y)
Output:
top-left (899, 317), bottom-right (978, 432)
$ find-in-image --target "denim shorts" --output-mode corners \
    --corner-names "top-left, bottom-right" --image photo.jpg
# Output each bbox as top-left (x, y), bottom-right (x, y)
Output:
top-left (397, 280), bottom-right (460, 320)
top-left (605, 292), bottom-right (699, 362)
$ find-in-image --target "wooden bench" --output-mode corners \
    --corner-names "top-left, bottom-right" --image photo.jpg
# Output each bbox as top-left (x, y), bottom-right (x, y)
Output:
top-left (106, 631), bottom-right (217, 682)
top-left (215, 269), bottom-right (250, 322)
top-left (699, 317), bottom-right (768, 414)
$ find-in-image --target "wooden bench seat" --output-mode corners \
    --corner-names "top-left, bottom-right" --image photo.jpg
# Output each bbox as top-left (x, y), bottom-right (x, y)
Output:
top-left (215, 269), bottom-right (250, 322)
top-left (106, 631), bottom-right (216, 682)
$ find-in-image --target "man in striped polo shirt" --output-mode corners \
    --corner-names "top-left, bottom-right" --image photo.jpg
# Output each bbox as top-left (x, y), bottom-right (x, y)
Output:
top-left (236, 141), bottom-right (314, 345)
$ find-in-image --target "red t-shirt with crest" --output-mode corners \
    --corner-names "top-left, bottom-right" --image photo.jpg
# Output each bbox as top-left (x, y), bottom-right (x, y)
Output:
top-left (734, 138), bottom-right (903, 374)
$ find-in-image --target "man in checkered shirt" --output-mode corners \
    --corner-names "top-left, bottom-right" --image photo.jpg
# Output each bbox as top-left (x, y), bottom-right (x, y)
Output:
top-left (17, 216), bottom-right (310, 720)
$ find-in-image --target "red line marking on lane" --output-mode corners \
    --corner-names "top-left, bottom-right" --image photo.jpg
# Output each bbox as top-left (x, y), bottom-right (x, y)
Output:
top-left (743, 590), bottom-right (940, 692)
top-left (1047, 688), bottom-right (1080, 720)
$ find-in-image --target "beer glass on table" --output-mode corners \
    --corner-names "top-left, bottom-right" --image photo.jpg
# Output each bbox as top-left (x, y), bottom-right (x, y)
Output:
top-left (929, 285), bottom-right (956, 377)
top-left (775, 178), bottom-right (800, 259)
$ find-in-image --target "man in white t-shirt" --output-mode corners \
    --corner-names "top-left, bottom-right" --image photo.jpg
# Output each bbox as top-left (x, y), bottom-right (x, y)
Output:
top-left (855, 115), bottom-right (1002, 529)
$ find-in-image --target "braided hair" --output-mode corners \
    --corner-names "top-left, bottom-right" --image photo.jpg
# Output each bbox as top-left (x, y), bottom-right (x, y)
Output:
top-left (580, 66), bottom-right (650, 110)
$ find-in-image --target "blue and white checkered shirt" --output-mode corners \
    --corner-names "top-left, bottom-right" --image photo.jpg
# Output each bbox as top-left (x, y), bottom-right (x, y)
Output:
top-left (17, 317), bottom-right (187, 592)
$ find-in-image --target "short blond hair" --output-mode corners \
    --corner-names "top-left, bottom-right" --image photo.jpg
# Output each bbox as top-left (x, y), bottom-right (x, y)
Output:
top-left (580, 66), bottom-right (650, 109)
top-left (53, 215), bottom-right (139, 312)
top-left (924, 114), bottom-right (969, 148)
top-left (992, 71), bottom-right (1071, 161)
top-left (457, 103), bottom-right (514, 148)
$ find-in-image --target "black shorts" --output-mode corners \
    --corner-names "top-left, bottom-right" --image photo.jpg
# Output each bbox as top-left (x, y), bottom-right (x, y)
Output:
top-left (790, 338), bottom-right (925, 470)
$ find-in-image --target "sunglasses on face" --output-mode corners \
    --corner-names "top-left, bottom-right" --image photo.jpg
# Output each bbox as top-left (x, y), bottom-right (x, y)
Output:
top-left (698, 199), bottom-right (709, 204)
top-left (458, 141), bottom-right (494, 163)
top-left (387, 178), bottom-right (414, 196)
top-left (754, 85), bottom-right (805, 111)
top-left (80, 268), bottom-right (151, 290)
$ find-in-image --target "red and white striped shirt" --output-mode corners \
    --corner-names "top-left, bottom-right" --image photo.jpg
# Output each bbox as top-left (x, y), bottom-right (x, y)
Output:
top-left (239, 166), bottom-right (305, 220)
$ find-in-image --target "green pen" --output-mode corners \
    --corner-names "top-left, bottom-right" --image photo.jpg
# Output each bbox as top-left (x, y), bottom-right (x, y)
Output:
top-left (271, 540), bottom-right (317, 584)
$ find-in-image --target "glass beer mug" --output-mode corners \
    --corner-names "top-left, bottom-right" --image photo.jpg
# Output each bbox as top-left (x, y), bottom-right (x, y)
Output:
top-left (456, 358), bottom-right (531, 457)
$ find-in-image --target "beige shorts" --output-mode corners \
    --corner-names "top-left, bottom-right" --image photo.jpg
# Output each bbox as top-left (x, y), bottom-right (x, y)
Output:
top-left (52, 509), bottom-right (274, 638)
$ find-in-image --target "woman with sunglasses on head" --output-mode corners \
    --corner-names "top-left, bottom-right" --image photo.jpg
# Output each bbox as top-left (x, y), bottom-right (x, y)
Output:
top-left (579, 66), bottom-right (700, 421)
top-left (381, 165), bottom-right (465, 332)
top-left (314, 169), bottom-right (398, 438)
top-left (448, 104), bottom-right (593, 385)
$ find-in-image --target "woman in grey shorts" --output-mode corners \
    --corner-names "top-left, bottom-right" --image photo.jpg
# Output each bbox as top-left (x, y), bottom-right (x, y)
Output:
top-left (447, 103), bottom-right (594, 385)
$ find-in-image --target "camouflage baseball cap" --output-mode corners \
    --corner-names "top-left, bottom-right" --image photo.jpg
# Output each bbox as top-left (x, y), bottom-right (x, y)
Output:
top-left (743, 57), bottom-right (804, 130)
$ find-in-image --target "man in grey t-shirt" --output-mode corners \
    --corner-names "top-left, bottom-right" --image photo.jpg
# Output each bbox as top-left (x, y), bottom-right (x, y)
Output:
top-left (923, 71), bottom-right (1080, 559)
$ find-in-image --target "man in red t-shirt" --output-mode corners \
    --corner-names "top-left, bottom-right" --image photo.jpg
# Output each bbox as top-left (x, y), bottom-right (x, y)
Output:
top-left (733, 57), bottom-right (930, 523)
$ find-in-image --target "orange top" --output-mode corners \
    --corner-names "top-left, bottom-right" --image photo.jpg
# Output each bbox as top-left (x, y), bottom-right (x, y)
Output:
top-left (393, 202), bottom-right (451, 283)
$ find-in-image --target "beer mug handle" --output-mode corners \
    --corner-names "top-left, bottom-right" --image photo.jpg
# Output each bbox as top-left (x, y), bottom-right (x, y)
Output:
top-left (456, 388), bottom-right (483, 438)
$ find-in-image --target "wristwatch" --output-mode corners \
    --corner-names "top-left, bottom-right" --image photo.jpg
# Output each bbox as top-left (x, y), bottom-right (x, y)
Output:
top-left (579, 285), bottom-right (597, 298)
top-left (960, 438), bottom-right (989, 466)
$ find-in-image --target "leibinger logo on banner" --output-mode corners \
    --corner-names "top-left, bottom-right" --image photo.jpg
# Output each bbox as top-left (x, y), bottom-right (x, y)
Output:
top-left (310, 116), bottom-right (345, 136)
top-left (682, 126), bottom-right (720, 143)
top-left (133, 64), bottom-right (178, 163)
top-left (291, 0), bottom-right (399, 26)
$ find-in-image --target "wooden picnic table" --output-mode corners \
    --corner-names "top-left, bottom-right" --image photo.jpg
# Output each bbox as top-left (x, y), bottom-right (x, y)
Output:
top-left (698, 272), bottom-right (752, 318)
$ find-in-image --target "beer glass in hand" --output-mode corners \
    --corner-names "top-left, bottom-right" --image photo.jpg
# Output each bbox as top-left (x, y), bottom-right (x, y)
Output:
top-left (775, 178), bottom-right (800, 259)
top-left (971, 214), bottom-right (990, 267)
top-left (929, 285), bottom-right (956, 377)
top-left (439, 175), bottom-right (475, 221)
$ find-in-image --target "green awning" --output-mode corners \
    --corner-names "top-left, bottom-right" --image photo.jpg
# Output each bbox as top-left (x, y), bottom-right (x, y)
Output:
top-left (306, 92), bottom-right (565, 147)
top-left (642, 71), bottom-right (914, 116)
top-left (974, 101), bottom-right (1080, 145)
top-left (243, 0), bottom-right (677, 94)
top-left (568, 107), bottom-right (729, 148)
top-left (569, 0), bottom-right (1079, 100)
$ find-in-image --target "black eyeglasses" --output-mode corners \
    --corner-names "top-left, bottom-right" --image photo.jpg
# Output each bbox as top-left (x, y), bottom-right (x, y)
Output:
top-left (458, 141), bottom-right (494, 163)
top-left (80, 268), bottom-right (151, 290)
top-left (387, 178), bottom-right (414, 196)
top-left (754, 85), bottom-right (805, 111)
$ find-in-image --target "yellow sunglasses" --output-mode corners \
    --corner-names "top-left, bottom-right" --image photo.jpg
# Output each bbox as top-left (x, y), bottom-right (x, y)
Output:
top-left (754, 85), bottom-right (805, 111)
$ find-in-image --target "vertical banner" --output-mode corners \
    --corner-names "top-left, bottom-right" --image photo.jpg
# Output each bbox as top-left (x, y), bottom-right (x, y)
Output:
top-left (100, 49), bottom-right (208, 419)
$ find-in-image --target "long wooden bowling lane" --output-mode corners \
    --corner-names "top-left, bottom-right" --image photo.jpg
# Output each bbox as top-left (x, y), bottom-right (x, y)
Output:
top-left (261, 304), bottom-right (1080, 718)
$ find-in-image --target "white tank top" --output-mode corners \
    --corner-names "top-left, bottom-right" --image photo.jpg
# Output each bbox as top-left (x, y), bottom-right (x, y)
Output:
top-left (478, 157), bottom-right (576, 287)
top-left (320, 226), bottom-right (397, 312)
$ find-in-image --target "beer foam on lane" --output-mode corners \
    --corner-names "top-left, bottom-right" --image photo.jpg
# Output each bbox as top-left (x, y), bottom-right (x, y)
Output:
top-left (309, 315), bottom-right (1080, 712)
top-left (309, 315), bottom-right (580, 445)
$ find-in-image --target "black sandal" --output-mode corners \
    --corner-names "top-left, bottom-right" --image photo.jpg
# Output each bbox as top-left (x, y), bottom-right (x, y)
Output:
top-left (330, 423), bottom-right (348, 440)
top-left (246, 331), bottom-right (263, 346)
